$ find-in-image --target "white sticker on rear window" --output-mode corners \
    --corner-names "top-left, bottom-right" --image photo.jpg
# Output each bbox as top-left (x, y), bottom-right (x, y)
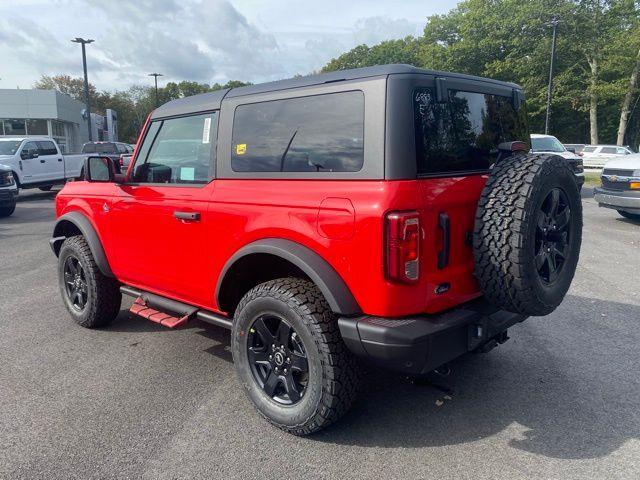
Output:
top-left (202, 117), bottom-right (211, 144)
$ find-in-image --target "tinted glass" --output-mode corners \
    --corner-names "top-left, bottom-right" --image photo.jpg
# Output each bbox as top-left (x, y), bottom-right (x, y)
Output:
top-left (601, 147), bottom-right (617, 154)
top-left (36, 141), bottom-right (57, 155)
top-left (583, 146), bottom-right (597, 153)
top-left (88, 157), bottom-right (111, 181)
top-left (83, 143), bottom-right (118, 154)
top-left (231, 91), bottom-right (364, 173)
top-left (414, 88), bottom-right (529, 175)
top-left (26, 119), bottom-right (48, 135)
top-left (133, 112), bottom-right (217, 184)
top-left (4, 119), bottom-right (26, 136)
top-left (116, 143), bottom-right (127, 154)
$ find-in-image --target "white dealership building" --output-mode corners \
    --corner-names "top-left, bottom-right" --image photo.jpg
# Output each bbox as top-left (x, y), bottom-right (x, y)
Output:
top-left (0, 89), bottom-right (118, 152)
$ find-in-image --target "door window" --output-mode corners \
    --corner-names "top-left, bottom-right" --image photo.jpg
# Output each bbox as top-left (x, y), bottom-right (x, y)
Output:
top-left (133, 112), bottom-right (217, 184)
top-left (413, 88), bottom-right (529, 175)
top-left (231, 91), bottom-right (364, 173)
top-left (36, 141), bottom-right (57, 156)
top-left (600, 147), bottom-right (617, 154)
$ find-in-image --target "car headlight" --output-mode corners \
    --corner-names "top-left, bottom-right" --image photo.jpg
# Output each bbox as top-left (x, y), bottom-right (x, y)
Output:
top-left (0, 171), bottom-right (14, 187)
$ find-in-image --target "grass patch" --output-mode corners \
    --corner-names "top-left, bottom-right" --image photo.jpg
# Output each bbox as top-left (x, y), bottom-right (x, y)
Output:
top-left (584, 171), bottom-right (601, 187)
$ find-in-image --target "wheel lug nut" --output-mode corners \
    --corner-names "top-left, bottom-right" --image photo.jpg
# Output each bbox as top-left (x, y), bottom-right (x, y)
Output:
top-left (269, 355), bottom-right (272, 360)
top-left (283, 368), bottom-right (287, 374)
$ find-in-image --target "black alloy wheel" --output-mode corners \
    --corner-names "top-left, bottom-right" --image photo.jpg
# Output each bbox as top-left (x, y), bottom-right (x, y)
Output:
top-left (247, 314), bottom-right (309, 405)
top-left (63, 255), bottom-right (88, 311)
top-left (535, 188), bottom-right (572, 284)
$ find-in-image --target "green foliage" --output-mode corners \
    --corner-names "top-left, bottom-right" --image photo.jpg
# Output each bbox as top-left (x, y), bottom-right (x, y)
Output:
top-left (321, 0), bottom-right (640, 147)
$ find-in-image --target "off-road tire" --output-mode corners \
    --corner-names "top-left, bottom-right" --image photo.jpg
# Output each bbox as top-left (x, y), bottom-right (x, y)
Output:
top-left (474, 153), bottom-right (582, 316)
top-left (58, 236), bottom-right (121, 328)
top-left (618, 210), bottom-right (640, 221)
top-left (231, 278), bottom-right (359, 435)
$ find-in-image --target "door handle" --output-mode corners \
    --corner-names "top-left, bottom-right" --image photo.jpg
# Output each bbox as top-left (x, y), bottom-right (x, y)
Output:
top-left (40, 159), bottom-right (45, 163)
top-left (58, 158), bottom-right (63, 162)
top-left (437, 212), bottom-right (450, 270)
top-left (173, 211), bottom-right (200, 222)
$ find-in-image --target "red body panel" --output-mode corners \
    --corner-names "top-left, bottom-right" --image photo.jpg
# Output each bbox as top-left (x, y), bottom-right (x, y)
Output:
top-left (56, 173), bottom-right (486, 318)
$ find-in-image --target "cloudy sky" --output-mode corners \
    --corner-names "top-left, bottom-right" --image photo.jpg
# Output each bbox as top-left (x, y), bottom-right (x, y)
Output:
top-left (0, 0), bottom-right (460, 92)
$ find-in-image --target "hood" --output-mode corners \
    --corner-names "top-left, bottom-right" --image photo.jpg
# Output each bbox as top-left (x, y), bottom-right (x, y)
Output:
top-left (0, 164), bottom-right (10, 172)
top-left (533, 150), bottom-right (581, 161)
top-left (603, 154), bottom-right (640, 170)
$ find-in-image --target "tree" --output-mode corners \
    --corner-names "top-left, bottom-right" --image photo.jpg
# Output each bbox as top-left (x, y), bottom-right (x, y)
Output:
top-left (322, 38), bottom-right (421, 72)
top-left (34, 74), bottom-right (98, 107)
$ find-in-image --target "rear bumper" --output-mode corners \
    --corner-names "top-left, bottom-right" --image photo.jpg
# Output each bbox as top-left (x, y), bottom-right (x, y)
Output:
top-left (594, 187), bottom-right (640, 214)
top-left (338, 298), bottom-right (527, 375)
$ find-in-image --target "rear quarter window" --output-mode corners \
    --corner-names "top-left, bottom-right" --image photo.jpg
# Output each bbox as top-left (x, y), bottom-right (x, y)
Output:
top-left (231, 91), bottom-right (364, 173)
top-left (414, 88), bottom-right (529, 175)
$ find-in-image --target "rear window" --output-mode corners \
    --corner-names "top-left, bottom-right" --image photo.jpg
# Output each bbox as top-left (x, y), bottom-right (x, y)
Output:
top-left (414, 88), bottom-right (529, 175)
top-left (583, 146), bottom-right (597, 153)
top-left (231, 91), bottom-right (364, 173)
top-left (83, 143), bottom-right (117, 154)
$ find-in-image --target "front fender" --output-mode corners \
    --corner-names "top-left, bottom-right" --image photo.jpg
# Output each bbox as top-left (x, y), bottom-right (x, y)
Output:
top-left (50, 211), bottom-right (114, 277)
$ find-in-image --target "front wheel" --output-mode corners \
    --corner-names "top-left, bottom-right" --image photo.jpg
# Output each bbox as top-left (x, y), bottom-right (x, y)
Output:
top-left (58, 236), bottom-right (122, 328)
top-left (618, 210), bottom-right (640, 221)
top-left (0, 204), bottom-right (15, 217)
top-left (231, 278), bottom-right (359, 435)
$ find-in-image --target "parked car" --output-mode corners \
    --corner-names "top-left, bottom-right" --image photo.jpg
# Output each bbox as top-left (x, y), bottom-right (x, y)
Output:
top-left (581, 144), bottom-right (634, 168)
top-left (531, 134), bottom-right (584, 188)
top-left (50, 65), bottom-right (582, 435)
top-left (0, 137), bottom-right (86, 191)
top-left (0, 163), bottom-right (18, 217)
top-left (594, 154), bottom-right (640, 220)
top-left (563, 143), bottom-right (586, 155)
top-left (81, 142), bottom-right (132, 171)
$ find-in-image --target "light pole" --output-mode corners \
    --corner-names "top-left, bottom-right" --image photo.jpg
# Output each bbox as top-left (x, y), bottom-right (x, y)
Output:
top-left (148, 73), bottom-right (163, 107)
top-left (71, 37), bottom-right (94, 141)
top-left (545, 17), bottom-right (561, 135)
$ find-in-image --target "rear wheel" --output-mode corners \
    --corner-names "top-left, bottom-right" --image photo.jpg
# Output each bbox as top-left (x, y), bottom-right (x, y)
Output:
top-left (58, 236), bottom-right (121, 328)
top-left (618, 210), bottom-right (640, 221)
top-left (474, 154), bottom-right (582, 316)
top-left (231, 278), bottom-right (358, 435)
top-left (38, 185), bottom-right (53, 192)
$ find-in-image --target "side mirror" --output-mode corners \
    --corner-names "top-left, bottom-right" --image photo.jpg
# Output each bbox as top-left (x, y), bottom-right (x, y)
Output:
top-left (21, 149), bottom-right (38, 160)
top-left (85, 156), bottom-right (118, 183)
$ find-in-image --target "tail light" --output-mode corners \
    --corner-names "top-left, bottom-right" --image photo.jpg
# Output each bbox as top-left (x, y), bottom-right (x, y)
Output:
top-left (385, 211), bottom-right (420, 283)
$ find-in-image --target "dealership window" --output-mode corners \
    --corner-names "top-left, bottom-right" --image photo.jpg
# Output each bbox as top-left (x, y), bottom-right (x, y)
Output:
top-left (3, 119), bottom-right (26, 136)
top-left (231, 91), bottom-right (365, 173)
top-left (133, 112), bottom-right (217, 184)
top-left (414, 88), bottom-right (529, 175)
top-left (51, 120), bottom-right (67, 152)
top-left (26, 119), bottom-right (48, 135)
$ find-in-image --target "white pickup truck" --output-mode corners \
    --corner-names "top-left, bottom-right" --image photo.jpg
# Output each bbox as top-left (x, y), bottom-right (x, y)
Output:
top-left (0, 137), bottom-right (87, 191)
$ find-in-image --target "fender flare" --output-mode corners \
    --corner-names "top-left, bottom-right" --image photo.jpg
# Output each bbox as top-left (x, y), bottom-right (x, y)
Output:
top-left (50, 211), bottom-right (114, 277)
top-left (216, 238), bottom-right (361, 315)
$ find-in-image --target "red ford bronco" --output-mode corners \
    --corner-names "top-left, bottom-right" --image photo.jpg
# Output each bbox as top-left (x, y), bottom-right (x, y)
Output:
top-left (51, 65), bottom-right (582, 435)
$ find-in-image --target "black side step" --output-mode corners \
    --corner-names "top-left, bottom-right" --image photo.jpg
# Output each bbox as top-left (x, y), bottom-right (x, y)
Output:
top-left (120, 286), bottom-right (232, 330)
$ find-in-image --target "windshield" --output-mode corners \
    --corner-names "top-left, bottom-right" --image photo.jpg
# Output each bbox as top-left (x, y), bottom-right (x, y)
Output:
top-left (82, 143), bottom-right (117, 154)
top-left (531, 136), bottom-right (565, 153)
top-left (0, 140), bottom-right (22, 155)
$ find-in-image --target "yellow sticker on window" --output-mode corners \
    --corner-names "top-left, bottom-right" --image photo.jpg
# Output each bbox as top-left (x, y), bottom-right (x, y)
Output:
top-left (236, 143), bottom-right (247, 155)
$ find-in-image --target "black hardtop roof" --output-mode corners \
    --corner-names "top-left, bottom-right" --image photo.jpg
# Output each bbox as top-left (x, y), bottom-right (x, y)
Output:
top-left (151, 64), bottom-right (522, 119)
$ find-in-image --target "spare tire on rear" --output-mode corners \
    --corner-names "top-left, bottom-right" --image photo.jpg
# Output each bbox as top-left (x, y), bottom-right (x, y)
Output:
top-left (473, 153), bottom-right (582, 316)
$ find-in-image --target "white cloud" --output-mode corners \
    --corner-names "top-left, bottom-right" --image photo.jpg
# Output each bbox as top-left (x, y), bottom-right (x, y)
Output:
top-left (0, 0), bottom-right (459, 91)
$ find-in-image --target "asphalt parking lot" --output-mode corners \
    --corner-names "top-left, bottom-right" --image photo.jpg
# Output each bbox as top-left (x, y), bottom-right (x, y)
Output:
top-left (1, 188), bottom-right (638, 480)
